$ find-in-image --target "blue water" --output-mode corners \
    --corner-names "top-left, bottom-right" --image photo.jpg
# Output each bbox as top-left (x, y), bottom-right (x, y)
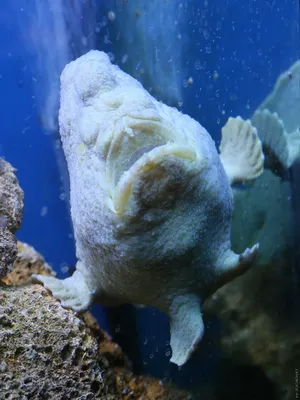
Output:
top-left (0, 0), bottom-right (299, 393)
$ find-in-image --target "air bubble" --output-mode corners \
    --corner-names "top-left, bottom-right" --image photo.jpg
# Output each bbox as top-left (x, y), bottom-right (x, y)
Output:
top-left (203, 29), bottom-right (210, 40)
top-left (81, 36), bottom-right (88, 47)
top-left (60, 263), bottom-right (69, 274)
top-left (206, 45), bottom-right (212, 54)
top-left (187, 77), bottom-right (193, 86)
top-left (122, 54), bottom-right (128, 64)
top-left (195, 60), bottom-right (201, 70)
top-left (40, 206), bottom-right (48, 217)
top-left (108, 11), bottom-right (116, 21)
top-left (107, 52), bottom-right (115, 62)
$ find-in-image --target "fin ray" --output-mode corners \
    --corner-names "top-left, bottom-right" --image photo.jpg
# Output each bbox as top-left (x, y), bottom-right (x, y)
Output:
top-left (219, 117), bottom-right (264, 185)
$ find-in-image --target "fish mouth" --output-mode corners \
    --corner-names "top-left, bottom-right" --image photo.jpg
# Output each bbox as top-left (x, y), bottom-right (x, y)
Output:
top-left (105, 118), bottom-right (197, 214)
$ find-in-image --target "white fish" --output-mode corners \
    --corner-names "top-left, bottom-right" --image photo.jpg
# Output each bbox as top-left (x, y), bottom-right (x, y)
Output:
top-left (33, 50), bottom-right (264, 366)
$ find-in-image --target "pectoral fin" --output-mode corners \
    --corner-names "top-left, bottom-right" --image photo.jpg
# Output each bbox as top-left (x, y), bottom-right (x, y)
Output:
top-left (168, 294), bottom-right (204, 366)
top-left (32, 264), bottom-right (95, 312)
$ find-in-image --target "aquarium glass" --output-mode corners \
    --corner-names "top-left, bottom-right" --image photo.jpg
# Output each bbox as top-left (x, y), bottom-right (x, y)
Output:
top-left (1, 1), bottom-right (299, 399)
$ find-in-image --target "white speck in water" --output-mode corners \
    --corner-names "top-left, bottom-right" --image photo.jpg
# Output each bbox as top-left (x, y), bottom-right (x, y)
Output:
top-left (104, 35), bottom-right (111, 45)
top-left (60, 263), bottom-right (69, 274)
top-left (59, 192), bottom-right (66, 201)
top-left (149, 354), bottom-right (154, 359)
top-left (121, 54), bottom-right (128, 64)
top-left (206, 44), bottom-right (212, 54)
top-left (187, 77), bottom-right (193, 86)
top-left (177, 100), bottom-right (183, 107)
top-left (216, 20), bottom-right (222, 31)
top-left (108, 11), bottom-right (116, 21)
top-left (115, 324), bottom-right (120, 333)
top-left (143, 337), bottom-right (148, 345)
top-left (107, 52), bottom-right (115, 62)
top-left (165, 350), bottom-right (171, 357)
top-left (195, 60), bottom-right (201, 70)
top-left (40, 206), bottom-right (48, 217)
top-left (81, 36), bottom-right (88, 47)
top-left (203, 29), bottom-right (210, 40)
top-left (55, 139), bottom-right (61, 150)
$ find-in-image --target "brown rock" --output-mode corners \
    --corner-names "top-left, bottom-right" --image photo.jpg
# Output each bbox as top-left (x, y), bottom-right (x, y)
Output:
top-left (2, 241), bottom-right (55, 286)
top-left (0, 243), bottom-right (189, 399)
top-left (0, 284), bottom-right (119, 399)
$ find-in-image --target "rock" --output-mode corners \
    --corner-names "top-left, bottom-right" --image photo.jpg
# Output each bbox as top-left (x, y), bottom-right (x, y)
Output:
top-left (0, 243), bottom-right (189, 399)
top-left (0, 284), bottom-right (114, 399)
top-left (0, 158), bottom-right (24, 278)
top-left (1, 241), bottom-right (55, 286)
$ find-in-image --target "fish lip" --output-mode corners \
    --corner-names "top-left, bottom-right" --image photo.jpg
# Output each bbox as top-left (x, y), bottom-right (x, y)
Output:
top-left (112, 143), bottom-right (198, 215)
top-left (104, 117), bottom-right (178, 192)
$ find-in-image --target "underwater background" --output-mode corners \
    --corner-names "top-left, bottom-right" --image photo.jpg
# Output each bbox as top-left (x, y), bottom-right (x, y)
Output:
top-left (0, 0), bottom-right (299, 399)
